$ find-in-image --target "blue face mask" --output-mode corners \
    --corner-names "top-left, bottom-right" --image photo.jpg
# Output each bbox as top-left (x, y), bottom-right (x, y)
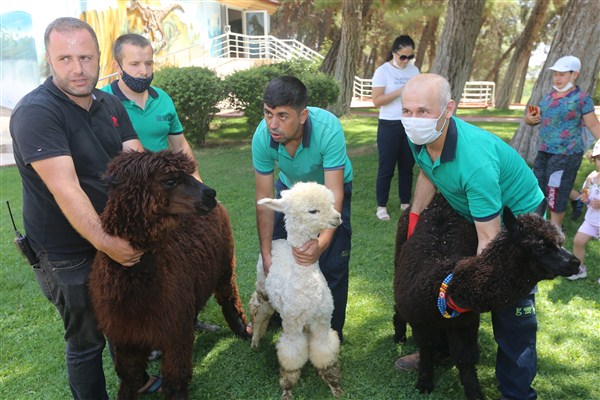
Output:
top-left (119, 64), bottom-right (153, 93)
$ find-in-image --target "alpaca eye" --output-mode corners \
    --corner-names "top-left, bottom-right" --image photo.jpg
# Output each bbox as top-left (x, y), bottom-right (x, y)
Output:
top-left (164, 179), bottom-right (178, 188)
top-left (308, 209), bottom-right (319, 214)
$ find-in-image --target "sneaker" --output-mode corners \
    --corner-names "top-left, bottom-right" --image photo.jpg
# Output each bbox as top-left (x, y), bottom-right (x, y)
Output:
top-left (195, 320), bottom-right (221, 332)
top-left (571, 198), bottom-right (584, 221)
top-left (376, 207), bottom-right (390, 221)
top-left (566, 265), bottom-right (587, 280)
top-left (401, 203), bottom-right (410, 212)
top-left (395, 352), bottom-right (420, 371)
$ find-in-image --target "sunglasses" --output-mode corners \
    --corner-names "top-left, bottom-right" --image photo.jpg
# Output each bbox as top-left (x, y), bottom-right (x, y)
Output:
top-left (395, 53), bottom-right (415, 61)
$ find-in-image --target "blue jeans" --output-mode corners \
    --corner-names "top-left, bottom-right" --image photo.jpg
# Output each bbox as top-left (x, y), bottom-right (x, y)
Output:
top-left (376, 119), bottom-right (415, 206)
top-left (492, 294), bottom-right (538, 400)
top-left (273, 179), bottom-right (352, 341)
top-left (33, 253), bottom-right (108, 400)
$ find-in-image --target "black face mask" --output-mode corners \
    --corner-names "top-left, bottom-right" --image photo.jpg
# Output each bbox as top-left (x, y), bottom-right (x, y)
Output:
top-left (119, 65), bottom-right (153, 93)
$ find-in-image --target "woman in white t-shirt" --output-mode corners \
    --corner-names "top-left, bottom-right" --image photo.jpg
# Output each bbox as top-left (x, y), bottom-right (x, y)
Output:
top-left (372, 35), bottom-right (420, 221)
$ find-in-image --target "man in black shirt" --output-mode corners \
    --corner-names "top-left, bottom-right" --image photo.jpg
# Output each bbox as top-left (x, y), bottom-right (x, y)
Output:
top-left (10, 17), bottom-right (144, 399)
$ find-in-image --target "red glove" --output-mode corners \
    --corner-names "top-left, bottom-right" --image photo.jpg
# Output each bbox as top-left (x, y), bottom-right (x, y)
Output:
top-left (407, 212), bottom-right (420, 239)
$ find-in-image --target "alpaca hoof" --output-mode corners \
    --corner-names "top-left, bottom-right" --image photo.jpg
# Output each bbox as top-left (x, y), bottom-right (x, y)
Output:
top-left (251, 337), bottom-right (260, 348)
top-left (394, 333), bottom-right (407, 344)
top-left (416, 379), bottom-right (434, 394)
top-left (330, 385), bottom-right (344, 398)
top-left (281, 389), bottom-right (293, 400)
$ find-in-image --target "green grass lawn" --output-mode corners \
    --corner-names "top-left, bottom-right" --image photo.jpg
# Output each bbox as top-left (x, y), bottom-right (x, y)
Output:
top-left (1, 114), bottom-right (598, 399)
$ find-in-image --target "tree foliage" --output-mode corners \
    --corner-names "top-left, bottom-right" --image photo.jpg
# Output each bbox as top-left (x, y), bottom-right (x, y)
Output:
top-left (153, 66), bottom-right (224, 147)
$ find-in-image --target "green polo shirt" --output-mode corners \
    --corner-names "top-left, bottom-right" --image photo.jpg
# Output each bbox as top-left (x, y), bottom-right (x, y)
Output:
top-left (252, 106), bottom-right (353, 187)
top-left (409, 117), bottom-right (544, 222)
top-left (101, 81), bottom-right (183, 151)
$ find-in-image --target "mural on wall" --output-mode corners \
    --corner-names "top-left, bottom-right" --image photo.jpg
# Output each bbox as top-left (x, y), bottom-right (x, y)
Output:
top-left (0, 0), bottom-right (227, 109)
top-left (1, 11), bottom-right (40, 109)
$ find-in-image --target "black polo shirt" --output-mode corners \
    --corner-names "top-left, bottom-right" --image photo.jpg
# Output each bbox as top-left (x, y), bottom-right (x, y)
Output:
top-left (10, 76), bottom-right (138, 259)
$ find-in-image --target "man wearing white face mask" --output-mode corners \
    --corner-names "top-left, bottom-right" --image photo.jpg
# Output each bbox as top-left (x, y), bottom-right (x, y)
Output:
top-left (396, 73), bottom-right (546, 400)
top-left (524, 55), bottom-right (600, 236)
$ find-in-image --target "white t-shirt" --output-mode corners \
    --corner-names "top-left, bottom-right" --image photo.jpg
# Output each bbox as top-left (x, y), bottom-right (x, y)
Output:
top-left (372, 62), bottom-right (420, 120)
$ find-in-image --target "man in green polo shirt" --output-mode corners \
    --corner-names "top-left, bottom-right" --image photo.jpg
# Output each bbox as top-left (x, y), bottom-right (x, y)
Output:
top-left (101, 34), bottom-right (215, 343)
top-left (252, 76), bottom-right (353, 342)
top-left (395, 73), bottom-right (545, 400)
top-left (101, 33), bottom-right (201, 180)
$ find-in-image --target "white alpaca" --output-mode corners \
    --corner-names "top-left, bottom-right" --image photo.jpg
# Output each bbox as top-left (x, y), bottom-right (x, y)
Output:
top-left (249, 182), bottom-right (343, 400)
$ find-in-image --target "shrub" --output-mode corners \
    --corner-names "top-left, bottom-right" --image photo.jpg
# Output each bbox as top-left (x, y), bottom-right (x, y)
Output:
top-left (153, 66), bottom-right (225, 146)
top-left (223, 61), bottom-right (340, 134)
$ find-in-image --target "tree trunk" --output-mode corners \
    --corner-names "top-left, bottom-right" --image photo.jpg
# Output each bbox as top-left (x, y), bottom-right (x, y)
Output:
top-left (484, 39), bottom-right (517, 82)
top-left (319, 30), bottom-right (340, 75)
top-left (328, 0), bottom-right (364, 116)
top-left (495, 0), bottom-right (549, 109)
top-left (511, 0), bottom-right (600, 163)
top-left (513, 56), bottom-right (531, 103)
top-left (416, 15), bottom-right (439, 71)
top-left (430, 0), bottom-right (485, 106)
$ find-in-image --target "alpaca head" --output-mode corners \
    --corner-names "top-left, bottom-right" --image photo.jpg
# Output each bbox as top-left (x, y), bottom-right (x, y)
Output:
top-left (101, 150), bottom-right (217, 247)
top-left (501, 207), bottom-right (580, 279)
top-left (258, 182), bottom-right (342, 245)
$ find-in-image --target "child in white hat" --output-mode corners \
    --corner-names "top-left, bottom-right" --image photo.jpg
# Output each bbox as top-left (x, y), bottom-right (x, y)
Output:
top-left (569, 139), bottom-right (600, 282)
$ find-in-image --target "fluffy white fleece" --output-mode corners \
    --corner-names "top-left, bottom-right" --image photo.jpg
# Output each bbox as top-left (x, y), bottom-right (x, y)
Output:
top-left (249, 181), bottom-right (343, 399)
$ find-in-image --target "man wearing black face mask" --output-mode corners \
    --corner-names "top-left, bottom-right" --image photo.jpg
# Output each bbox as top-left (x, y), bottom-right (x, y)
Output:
top-left (101, 34), bottom-right (219, 341)
top-left (101, 33), bottom-right (201, 180)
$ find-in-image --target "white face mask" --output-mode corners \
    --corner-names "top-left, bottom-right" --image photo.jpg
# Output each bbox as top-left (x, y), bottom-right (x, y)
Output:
top-left (401, 108), bottom-right (448, 145)
top-left (553, 81), bottom-right (574, 93)
top-left (553, 73), bottom-right (575, 92)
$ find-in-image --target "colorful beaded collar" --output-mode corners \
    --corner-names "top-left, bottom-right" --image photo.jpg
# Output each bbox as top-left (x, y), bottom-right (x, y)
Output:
top-left (437, 273), bottom-right (472, 318)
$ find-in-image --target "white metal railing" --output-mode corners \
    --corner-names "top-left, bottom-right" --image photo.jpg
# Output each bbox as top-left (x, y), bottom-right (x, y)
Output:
top-left (350, 79), bottom-right (496, 107)
top-left (209, 32), bottom-right (321, 62)
top-left (459, 81), bottom-right (496, 107)
top-left (353, 77), bottom-right (372, 100)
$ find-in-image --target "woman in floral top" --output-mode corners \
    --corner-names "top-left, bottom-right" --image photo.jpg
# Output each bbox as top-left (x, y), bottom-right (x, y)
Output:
top-left (525, 55), bottom-right (600, 229)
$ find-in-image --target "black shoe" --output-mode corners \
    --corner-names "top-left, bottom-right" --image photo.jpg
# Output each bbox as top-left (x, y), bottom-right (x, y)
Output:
top-left (195, 319), bottom-right (221, 332)
top-left (571, 198), bottom-right (584, 221)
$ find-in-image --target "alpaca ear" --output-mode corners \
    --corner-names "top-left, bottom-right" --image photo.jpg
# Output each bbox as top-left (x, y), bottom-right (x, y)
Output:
top-left (503, 206), bottom-right (521, 240)
top-left (257, 197), bottom-right (286, 213)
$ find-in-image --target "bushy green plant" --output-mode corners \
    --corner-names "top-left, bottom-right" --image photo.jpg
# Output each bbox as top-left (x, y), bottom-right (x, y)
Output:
top-left (153, 66), bottom-right (225, 146)
top-left (224, 60), bottom-right (340, 133)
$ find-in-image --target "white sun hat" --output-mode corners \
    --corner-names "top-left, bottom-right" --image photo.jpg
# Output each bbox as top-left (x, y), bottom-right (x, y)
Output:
top-left (548, 55), bottom-right (581, 72)
top-left (592, 139), bottom-right (600, 158)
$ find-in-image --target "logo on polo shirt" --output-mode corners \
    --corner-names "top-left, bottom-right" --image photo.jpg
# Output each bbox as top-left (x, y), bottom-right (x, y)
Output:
top-left (111, 116), bottom-right (119, 127)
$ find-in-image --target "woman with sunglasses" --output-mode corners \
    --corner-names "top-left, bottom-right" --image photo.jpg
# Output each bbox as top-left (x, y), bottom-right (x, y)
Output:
top-left (372, 35), bottom-right (420, 221)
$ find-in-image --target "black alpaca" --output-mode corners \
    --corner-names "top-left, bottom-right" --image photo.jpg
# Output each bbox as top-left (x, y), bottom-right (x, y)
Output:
top-left (393, 194), bottom-right (580, 399)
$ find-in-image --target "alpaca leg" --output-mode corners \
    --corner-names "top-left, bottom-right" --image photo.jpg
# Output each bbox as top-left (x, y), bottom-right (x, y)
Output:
top-left (113, 344), bottom-right (149, 400)
top-left (276, 329), bottom-right (309, 400)
top-left (159, 329), bottom-right (195, 400)
top-left (249, 290), bottom-right (275, 348)
top-left (393, 305), bottom-right (407, 344)
top-left (448, 327), bottom-right (484, 400)
top-left (214, 263), bottom-right (249, 339)
top-left (411, 325), bottom-right (436, 394)
top-left (309, 325), bottom-right (342, 398)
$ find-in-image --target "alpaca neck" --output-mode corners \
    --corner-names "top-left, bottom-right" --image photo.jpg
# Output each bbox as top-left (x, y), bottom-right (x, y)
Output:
top-left (449, 246), bottom-right (535, 313)
top-left (284, 221), bottom-right (321, 249)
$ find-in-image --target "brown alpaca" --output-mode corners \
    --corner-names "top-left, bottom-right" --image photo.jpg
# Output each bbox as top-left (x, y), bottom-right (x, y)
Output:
top-left (393, 194), bottom-right (580, 400)
top-left (89, 150), bottom-right (249, 400)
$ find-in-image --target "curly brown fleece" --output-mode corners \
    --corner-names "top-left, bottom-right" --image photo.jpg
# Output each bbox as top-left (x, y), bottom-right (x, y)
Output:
top-left (89, 150), bottom-right (249, 400)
